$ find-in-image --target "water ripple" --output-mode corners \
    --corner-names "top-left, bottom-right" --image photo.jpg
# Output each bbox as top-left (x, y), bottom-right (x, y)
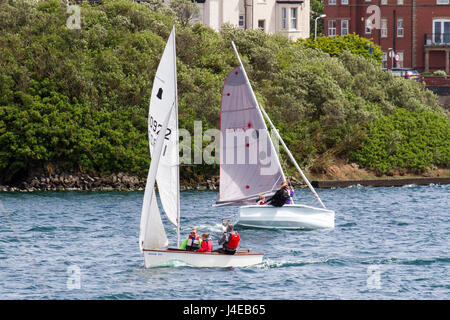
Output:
top-left (0, 184), bottom-right (448, 299)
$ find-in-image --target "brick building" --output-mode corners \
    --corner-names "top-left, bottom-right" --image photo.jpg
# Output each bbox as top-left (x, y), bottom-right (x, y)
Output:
top-left (323, 0), bottom-right (450, 73)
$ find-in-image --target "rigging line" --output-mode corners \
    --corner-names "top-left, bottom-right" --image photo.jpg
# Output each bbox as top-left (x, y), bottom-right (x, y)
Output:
top-left (258, 103), bottom-right (326, 209)
top-left (0, 200), bottom-right (53, 298)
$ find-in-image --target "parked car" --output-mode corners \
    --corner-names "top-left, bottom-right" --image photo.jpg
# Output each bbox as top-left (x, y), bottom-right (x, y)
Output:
top-left (389, 68), bottom-right (422, 81)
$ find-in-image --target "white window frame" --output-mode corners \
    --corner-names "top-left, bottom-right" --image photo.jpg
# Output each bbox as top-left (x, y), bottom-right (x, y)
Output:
top-left (381, 0), bottom-right (388, 4)
top-left (397, 18), bottom-right (404, 38)
top-left (281, 8), bottom-right (287, 30)
top-left (433, 19), bottom-right (450, 44)
top-left (397, 0), bottom-right (404, 4)
top-left (365, 19), bottom-right (372, 34)
top-left (382, 52), bottom-right (388, 69)
top-left (290, 8), bottom-right (297, 30)
top-left (381, 18), bottom-right (388, 38)
top-left (329, 0), bottom-right (336, 5)
top-left (239, 15), bottom-right (244, 28)
top-left (341, 19), bottom-right (349, 36)
top-left (328, 20), bottom-right (337, 37)
top-left (437, 0), bottom-right (449, 4)
top-left (341, 0), bottom-right (349, 4)
top-left (258, 19), bottom-right (265, 31)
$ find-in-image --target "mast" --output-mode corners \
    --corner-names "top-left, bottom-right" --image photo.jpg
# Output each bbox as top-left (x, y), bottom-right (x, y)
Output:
top-left (172, 25), bottom-right (181, 248)
top-left (231, 41), bottom-right (327, 210)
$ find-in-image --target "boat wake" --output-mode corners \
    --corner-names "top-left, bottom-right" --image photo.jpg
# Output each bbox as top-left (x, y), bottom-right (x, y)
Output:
top-left (257, 257), bottom-right (331, 269)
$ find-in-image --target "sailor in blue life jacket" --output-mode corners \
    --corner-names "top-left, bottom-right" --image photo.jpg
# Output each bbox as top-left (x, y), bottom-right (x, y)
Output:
top-left (179, 227), bottom-right (202, 251)
top-left (215, 224), bottom-right (240, 255)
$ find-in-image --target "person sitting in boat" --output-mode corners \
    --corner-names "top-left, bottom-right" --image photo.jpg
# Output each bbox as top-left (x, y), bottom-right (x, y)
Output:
top-left (267, 181), bottom-right (294, 207)
top-left (197, 233), bottom-right (213, 253)
top-left (256, 194), bottom-right (266, 205)
top-left (179, 227), bottom-right (202, 251)
top-left (216, 224), bottom-right (240, 255)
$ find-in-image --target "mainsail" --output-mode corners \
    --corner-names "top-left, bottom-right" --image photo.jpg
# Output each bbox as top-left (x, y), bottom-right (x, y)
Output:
top-left (217, 65), bottom-right (285, 205)
top-left (218, 42), bottom-right (327, 209)
top-left (147, 27), bottom-right (180, 227)
top-left (139, 26), bottom-right (179, 251)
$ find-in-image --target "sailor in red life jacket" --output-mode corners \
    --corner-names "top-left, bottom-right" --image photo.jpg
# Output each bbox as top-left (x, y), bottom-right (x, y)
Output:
top-left (179, 227), bottom-right (202, 251)
top-left (197, 233), bottom-right (213, 253)
top-left (216, 224), bottom-right (240, 255)
top-left (257, 194), bottom-right (266, 205)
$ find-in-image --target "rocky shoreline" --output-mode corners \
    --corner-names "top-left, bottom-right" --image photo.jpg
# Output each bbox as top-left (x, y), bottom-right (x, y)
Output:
top-left (0, 173), bottom-right (224, 192)
top-left (0, 172), bottom-right (307, 192)
top-left (2, 164), bottom-right (447, 192)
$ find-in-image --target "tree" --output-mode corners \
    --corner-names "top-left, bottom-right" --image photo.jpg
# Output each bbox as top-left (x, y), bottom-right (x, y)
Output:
top-left (168, 0), bottom-right (200, 27)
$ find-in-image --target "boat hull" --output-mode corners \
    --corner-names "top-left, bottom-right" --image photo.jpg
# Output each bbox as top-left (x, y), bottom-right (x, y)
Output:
top-left (237, 204), bottom-right (335, 229)
top-left (143, 248), bottom-right (263, 268)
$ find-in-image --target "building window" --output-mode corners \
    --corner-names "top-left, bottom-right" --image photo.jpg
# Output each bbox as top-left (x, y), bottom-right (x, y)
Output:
top-left (433, 19), bottom-right (450, 44)
top-left (397, 18), bottom-right (404, 37)
top-left (381, 0), bottom-right (388, 4)
top-left (365, 19), bottom-right (372, 34)
top-left (258, 20), bottom-right (265, 31)
top-left (381, 18), bottom-right (388, 38)
top-left (437, 0), bottom-right (449, 4)
top-left (239, 15), bottom-right (244, 28)
top-left (328, 20), bottom-right (337, 36)
top-left (382, 52), bottom-right (388, 69)
top-left (397, 0), bottom-right (403, 4)
top-left (290, 8), bottom-right (297, 30)
top-left (341, 20), bottom-right (348, 36)
top-left (281, 8), bottom-right (287, 30)
top-left (329, 0), bottom-right (336, 5)
top-left (341, 0), bottom-right (348, 4)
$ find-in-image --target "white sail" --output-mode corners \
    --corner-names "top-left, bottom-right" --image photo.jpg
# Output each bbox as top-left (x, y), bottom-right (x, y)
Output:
top-left (217, 66), bottom-right (284, 205)
top-left (148, 27), bottom-right (180, 226)
top-left (139, 105), bottom-right (174, 251)
top-left (139, 26), bottom-right (179, 251)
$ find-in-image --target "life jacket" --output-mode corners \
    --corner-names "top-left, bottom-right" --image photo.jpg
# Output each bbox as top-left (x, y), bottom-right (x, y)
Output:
top-left (269, 188), bottom-right (290, 207)
top-left (257, 200), bottom-right (266, 205)
top-left (186, 235), bottom-right (200, 251)
top-left (226, 232), bottom-right (240, 249)
top-left (198, 238), bottom-right (213, 252)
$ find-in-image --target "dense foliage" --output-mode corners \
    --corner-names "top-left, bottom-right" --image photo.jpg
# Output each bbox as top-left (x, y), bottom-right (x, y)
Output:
top-left (0, 0), bottom-right (448, 183)
top-left (298, 34), bottom-right (383, 63)
top-left (350, 109), bottom-right (450, 174)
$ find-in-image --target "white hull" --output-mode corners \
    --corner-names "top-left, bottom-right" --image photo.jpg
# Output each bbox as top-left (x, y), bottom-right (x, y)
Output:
top-left (143, 248), bottom-right (263, 268)
top-left (237, 204), bottom-right (335, 229)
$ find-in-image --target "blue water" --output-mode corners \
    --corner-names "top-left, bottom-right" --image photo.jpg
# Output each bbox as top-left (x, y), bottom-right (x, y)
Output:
top-left (0, 184), bottom-right (449, 299)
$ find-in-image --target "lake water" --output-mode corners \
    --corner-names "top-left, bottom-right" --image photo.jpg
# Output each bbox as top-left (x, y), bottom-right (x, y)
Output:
top-left (0, 184), bottom-right (448, 300)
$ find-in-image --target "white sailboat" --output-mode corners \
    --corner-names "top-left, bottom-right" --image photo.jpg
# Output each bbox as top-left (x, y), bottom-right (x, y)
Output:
top-left (139, 27), bottom-right (263, 268)
top-left (215, 42), bottom-right (335, 230)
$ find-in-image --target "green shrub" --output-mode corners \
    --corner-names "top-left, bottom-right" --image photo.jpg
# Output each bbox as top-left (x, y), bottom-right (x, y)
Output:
top-left (350, 109), bottom-right (450, 174)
